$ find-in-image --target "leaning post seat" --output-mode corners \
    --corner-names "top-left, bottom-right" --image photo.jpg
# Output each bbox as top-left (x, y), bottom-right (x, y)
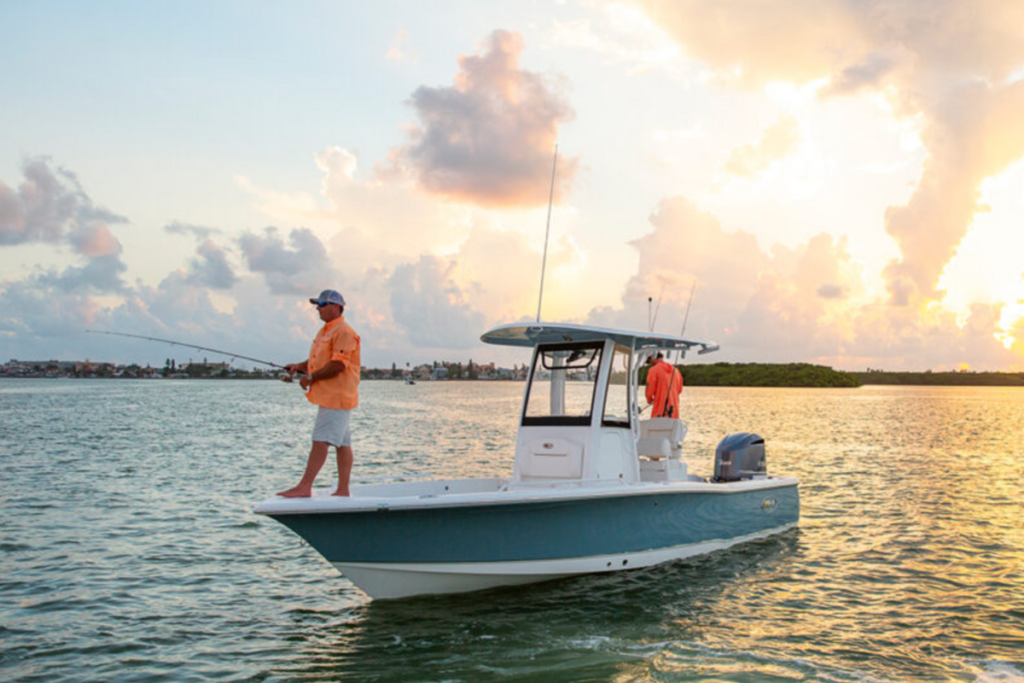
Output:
top-left (637, 417), bottom-right (688, 482)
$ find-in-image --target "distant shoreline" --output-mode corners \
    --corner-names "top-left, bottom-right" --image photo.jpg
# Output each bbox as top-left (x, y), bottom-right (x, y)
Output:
top-left (850, 371), bottom-right (1024, 387)
top-left (672, 363), bottom-right (1024, 388)
top-left (5, 365), bottom-right (1023, 387)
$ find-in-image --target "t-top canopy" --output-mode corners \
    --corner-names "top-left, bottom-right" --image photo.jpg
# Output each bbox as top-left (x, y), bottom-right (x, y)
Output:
top-left (481, 322), bottom-right (720, 355)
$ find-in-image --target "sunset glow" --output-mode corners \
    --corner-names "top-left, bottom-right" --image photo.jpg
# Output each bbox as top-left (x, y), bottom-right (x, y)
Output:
top-left (2, 1), bottom-right (1024, 371)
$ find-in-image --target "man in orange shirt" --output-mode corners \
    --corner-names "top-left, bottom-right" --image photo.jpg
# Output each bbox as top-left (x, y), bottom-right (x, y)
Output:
top-left (278, 289), bottom-right (361, 498)
top-left (645, 352), bottom-right (683, 418)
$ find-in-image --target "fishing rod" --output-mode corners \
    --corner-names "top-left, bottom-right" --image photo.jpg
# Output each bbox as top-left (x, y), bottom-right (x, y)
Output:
top-left (84, 330), bottom-right (307, 377)
top-left (651, 284), bottom-right (665, 331)
top-left (679, 278), bottom-right (697, 337)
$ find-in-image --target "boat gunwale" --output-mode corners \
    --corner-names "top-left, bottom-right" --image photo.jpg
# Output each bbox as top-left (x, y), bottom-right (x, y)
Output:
top-left (253, 475), bottom-right (799, 516)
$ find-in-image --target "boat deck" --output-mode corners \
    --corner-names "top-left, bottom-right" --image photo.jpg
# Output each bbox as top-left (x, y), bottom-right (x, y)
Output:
top-left (254, 474), bottom-right (799, 515)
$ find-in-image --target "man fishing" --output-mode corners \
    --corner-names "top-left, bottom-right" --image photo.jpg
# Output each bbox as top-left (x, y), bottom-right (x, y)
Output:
top-left (277, 289), bottom-right (361, 498)
top-left (645, 352), bottom-right (683, 418)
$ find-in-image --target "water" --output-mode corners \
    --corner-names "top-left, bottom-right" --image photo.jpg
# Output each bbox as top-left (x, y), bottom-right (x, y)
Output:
top-left (2, 379), bottom-right (1023, 682)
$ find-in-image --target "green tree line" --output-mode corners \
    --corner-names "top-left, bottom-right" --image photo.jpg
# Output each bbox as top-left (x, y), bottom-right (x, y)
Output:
top-left (641, 362), bottom-right (862, 388)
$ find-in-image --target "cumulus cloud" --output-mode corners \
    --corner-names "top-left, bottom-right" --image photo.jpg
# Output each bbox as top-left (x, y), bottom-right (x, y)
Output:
top-left (631, 0), bottom-right (1024, 306)
top-left (884, 79), bottom-right (1024, 304)
top-left (387, 255), bottom-right (486, 348)
top-left (390, 29), bottom-right (578, 208)
top-left (186, 240), bottom-right (237, 290)
top-left (0, 157), bottom-right (129, 295)
top-left (163, 221), bottom-right (238, 291)
top-left (39, 254), bottom-right (128, 294)
top-left (0, 156), bottom-right (126, 250)
top-left (720, 115), bottom-right (801, 180)
top-left (0, 279), bottom-right (104, 339)
top-left (588, 194), bottom-right (1021, 369)
top-left (845, 300), bottom-right (1017, 370)
top-left (451, 221), bottom-right (583, 324)
top-left (238, 227), bottom-right (337, 295)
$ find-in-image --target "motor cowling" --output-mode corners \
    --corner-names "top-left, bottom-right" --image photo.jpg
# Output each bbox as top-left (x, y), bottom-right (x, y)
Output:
top-left (714, 432), bottom-right (766, 481)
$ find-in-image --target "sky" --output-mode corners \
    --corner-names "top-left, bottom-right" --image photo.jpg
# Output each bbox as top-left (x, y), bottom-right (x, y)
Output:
top-left (2, 0), bottom-right (1024, 371)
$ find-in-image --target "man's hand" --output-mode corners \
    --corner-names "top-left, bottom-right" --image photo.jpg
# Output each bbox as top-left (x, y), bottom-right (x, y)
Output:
top-left (299, 374), bottom-right (314, 391)
top-left (281, 363), bottom-right (309, 383)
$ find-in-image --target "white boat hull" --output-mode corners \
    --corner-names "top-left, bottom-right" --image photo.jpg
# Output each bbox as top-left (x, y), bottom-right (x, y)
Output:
top-left (336, 522), bottom-right (797, 599)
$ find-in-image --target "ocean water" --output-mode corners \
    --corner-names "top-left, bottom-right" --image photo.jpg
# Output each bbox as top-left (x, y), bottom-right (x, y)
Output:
top-left (1, 379), bottom-right (1023, 682)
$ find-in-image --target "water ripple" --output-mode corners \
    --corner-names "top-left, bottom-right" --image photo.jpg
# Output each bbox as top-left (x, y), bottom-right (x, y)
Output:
top-left (2, 381), bottom-right (1024, 681)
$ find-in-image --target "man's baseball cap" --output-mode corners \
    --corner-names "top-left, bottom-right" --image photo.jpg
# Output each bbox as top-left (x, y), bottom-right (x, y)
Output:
top-left (310, 289), bottom-right (346, 306)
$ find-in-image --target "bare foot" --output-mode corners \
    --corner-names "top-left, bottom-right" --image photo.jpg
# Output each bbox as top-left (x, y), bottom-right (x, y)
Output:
top-left (331, 489), bottom-right (350, 497)
top-left (277, 485), bottom-right (312, 498)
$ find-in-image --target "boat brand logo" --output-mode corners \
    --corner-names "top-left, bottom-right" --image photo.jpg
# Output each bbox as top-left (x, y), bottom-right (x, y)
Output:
top-left (761, 497), bottom-right (778, 512)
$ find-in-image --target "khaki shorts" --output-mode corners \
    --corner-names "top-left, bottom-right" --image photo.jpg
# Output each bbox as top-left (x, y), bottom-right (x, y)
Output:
top-left (312, 406), bottom-right (352, 447)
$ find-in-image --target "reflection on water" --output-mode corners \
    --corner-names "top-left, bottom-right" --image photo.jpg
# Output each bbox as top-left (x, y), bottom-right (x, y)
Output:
top-left (2, 380), bottom-right (1023, 682)
top-left (298, 534), bottom-right (800, 683)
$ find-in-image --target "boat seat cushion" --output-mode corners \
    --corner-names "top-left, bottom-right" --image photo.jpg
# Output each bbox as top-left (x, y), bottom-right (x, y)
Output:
top-left (636, 436), bottom-right (671, 459)
top-left (640, 417), bottom-right (686, 443)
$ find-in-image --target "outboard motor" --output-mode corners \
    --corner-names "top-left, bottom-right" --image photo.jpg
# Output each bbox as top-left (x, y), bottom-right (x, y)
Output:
top-left (714, 432), bottom-right (766, 481)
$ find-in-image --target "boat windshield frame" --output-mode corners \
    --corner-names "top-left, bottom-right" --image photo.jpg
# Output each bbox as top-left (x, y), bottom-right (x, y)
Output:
top-left (521, 340), bottom-right (604, 427)
top-left (601, 343), bottom-right (632, 429)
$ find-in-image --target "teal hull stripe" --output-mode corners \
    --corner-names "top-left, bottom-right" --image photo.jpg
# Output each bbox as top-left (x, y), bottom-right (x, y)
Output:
top-left (271, 486), bottom-right (799, 564)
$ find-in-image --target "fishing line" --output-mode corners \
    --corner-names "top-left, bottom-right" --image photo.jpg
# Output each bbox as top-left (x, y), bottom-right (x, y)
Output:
top-left (84, 329), bottom-right (307, 377)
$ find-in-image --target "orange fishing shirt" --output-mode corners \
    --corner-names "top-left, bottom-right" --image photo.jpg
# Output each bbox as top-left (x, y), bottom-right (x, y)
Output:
top-left (645, 360), bottom-right (683, 418)
top-left (306, 316), bottom-right (360, 410)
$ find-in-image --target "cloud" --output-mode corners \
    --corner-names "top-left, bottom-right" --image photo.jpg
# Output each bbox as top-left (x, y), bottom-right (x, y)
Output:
top-left (386, 28), bottom-right (413, 62)
top-left (68, 223), bottom-right (121, 258)
top-left (39, 254), bottom-right (128, 294)
top-left (720, 115), bottom-right (801, 179)
top-left (238, 227), bottom-right (337, 295)
top-left (186, 239), bottom-right (237, 290)
top-left (239, 146), bottom-right (474, 268)
top-left (817, 284), bottom-right (847, 299)
top-left (547, 4), bottom-right (689, 79)
top-left (387, 255), bottom-right (486, 348)
top-left (448, 221), bottom-right (582, 324)
top-left (884, 79), bottom-right (1024, 304)
top-left (165, 221), bottom-right (220, 239)
top-left (620, 198), bottom-right (859, 360)
top-left (588, 193), bottom-right (1020, 369)
top-left (234, 147), bottom-right (587, 357)
top-left (390, 29), bottom-right (578, 208)
top-left (631, 0), bottom-right (1024, 306)
top-left (0, 278), bottom-right (104, 339)
top-left (163, 221), bottom-right (237, 291)
top-left (0, 157), bottom-right (130, 294)
top-left (632, 0), bottom-right (864, 86)
top-left (845, 300), bottom-right (1017, 370)
top-left (0, 156), bottom-right (126, 251)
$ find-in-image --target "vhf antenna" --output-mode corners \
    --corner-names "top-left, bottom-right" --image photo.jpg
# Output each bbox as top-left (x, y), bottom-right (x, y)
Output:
top-left (651, 284), bottom-right (664, 331)
top-left (536, 144), bottom-right (558, 322)
top-left (680, 278), bottom-right (697, 337)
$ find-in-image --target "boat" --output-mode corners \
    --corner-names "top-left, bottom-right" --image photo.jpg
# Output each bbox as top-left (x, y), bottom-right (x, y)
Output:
top-left (254, 322), bottom-right (799, 599)
top-left (404, 376), bottom-right (416, 385)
